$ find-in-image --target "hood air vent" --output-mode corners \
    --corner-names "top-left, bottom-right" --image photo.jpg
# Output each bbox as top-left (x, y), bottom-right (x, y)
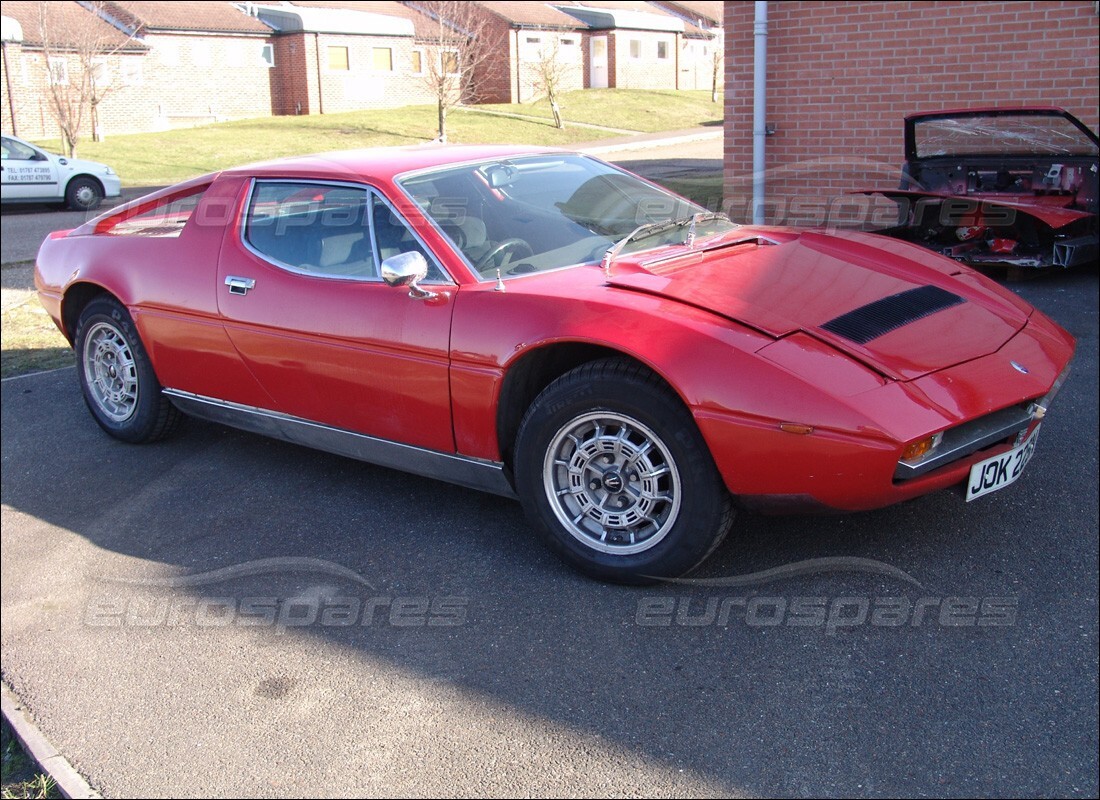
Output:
top-left (821, 285), bottom-right (965, 345)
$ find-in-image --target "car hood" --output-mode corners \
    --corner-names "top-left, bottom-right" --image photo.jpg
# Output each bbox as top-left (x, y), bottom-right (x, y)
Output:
top-left (607, 228), bottom-right (1031, 381)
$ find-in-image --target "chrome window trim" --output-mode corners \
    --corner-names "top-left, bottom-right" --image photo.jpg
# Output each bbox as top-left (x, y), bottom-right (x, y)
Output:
top-left (240, 178), bottom-right (456, 286)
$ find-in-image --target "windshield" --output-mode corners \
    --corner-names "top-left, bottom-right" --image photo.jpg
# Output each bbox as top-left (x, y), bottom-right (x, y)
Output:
top-left (912, 113), bottom-right (1099, 158)
top-left (398, 154), bottom-right (736, 279)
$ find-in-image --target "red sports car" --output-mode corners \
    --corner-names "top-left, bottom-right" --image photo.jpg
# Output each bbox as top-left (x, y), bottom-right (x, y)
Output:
top-left (34, 146), bottom-right (1075, 582)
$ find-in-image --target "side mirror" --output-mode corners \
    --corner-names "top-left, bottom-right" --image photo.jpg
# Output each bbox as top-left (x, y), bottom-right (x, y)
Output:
top-left (381, 251), bottom-right (436, 300)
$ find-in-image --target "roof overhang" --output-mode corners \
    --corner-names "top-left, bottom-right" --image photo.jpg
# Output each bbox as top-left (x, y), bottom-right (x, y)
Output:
top-left (253, 4), bottom-right (415, 36)
top-left (553, 5), bottom-right (684, 32)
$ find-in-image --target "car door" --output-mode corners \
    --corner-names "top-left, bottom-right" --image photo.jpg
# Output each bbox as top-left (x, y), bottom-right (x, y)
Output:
top-left (1, 137), bottom-right (60, 202)
top-left (216, 179), bottom-right (457, 453)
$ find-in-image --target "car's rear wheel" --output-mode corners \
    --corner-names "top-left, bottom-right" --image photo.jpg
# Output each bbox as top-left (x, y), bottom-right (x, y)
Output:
top-left (75, 296), bottom-right (182, 443)
top-left (65, 176), bottom-right (104, 211)
top-left (514, 358), bottom-right (734, 583)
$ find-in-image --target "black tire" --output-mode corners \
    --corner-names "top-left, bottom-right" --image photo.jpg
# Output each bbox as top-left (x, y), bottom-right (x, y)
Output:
top-left (74, 296), bottom-right (182, 443)
top-left (514, 358), bottom-right (734, 584)
top-left (65, 176), bottom-right (104, 211)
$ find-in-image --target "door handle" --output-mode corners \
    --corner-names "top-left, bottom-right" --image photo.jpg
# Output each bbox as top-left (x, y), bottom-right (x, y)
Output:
top-left (225, 276), bottom-right (256, 295)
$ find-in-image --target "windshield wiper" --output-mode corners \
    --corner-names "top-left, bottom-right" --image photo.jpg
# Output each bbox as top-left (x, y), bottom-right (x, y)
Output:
top-left (600, 212), bottom-right (731, 275)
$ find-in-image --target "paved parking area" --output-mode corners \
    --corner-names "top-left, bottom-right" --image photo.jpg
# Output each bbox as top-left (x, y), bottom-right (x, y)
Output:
top-left (2, 263), bottom-right (1096, 796)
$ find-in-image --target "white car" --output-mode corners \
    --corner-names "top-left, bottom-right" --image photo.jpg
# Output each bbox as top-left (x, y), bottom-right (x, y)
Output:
top-left (1, 134), bottom-right (121, 211)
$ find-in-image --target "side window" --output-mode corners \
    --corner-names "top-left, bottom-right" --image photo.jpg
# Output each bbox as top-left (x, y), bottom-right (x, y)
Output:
top-left (369, 193), bottom-right (448, 282)
top-left (2, 137), bottom-right (39, 161)
top-left (245, 182), bottom-right (377, 279)
top-left (104, 184), bottom-right (210, 237)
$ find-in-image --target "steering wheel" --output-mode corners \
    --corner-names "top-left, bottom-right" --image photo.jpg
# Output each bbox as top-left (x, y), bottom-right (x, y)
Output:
top-left (474, 238), bottom-right (534, 273)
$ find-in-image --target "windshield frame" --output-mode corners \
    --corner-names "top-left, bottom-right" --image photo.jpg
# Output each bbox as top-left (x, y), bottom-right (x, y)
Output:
top-left (393, 152), bottom-right (731, 284)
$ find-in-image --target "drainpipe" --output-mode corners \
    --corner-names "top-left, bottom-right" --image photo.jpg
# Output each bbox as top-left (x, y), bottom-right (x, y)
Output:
top-left (752, 1), bottom-right (767, 225)
top-left (314, 32), bottom-right (324, 114)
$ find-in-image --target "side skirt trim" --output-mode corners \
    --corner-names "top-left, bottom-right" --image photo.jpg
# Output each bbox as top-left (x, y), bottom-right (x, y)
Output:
top-left (163, 389), bottom-right (517, 499)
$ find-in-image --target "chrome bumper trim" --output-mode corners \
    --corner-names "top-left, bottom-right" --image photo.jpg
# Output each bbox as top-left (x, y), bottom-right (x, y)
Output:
top-left (894, 363), bottom-right (1071, 480)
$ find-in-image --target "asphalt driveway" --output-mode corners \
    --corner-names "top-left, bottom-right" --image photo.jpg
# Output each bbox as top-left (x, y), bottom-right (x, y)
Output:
top-left (1, 266), bottom-right (1096, 797)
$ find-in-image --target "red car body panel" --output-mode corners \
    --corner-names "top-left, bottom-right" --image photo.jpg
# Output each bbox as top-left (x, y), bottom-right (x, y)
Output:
top-left (35, 145), bottom-right (1076, 515)
top-left (856, 188), bottom-right (1094, 229)
top-left (861, 107), bottom-right (1099, 269)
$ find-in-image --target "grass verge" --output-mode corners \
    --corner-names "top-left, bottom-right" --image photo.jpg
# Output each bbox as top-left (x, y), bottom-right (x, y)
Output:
top-left (1, 262), bottom-right (73, 379)
top-left (28, 89), bottom-right (722, 186)
top-left (1, 718), bottom-right (60, 800)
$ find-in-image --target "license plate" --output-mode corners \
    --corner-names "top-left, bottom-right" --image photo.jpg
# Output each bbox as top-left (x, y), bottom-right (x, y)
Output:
top-left (966, 424), bottom-right (1041, 502)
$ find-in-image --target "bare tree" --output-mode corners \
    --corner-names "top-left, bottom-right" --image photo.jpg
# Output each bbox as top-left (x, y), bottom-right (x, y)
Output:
top-left (710, 41), bottom-right (721, 103)
top-left (410, 1), bottom-right (495, 143)
top-left (34, 1), bottom-right (134, 155)
top-left (530, 38), bottom-right (576, 130)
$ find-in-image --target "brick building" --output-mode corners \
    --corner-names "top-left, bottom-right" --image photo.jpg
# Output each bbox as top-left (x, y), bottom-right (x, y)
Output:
top-left (722, 1), bottom-right (1100, 224)
top-left (651, 0), bottom-right (723, 92)
top-left (1, 0), bottom-right (723, 144)
top-left (254, 2), bottom-right (442, 115)
top-left (1, 1), bottom-right (274, 140)
top-left (1, 1), bottom-right (149, 140)
top-left (468, 2), bottom-right (589, 105)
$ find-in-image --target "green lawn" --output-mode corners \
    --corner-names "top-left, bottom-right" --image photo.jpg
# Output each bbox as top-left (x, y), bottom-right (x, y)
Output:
top-left (29, 90), bottom-right (722, 187)
top-left (480, 88), bottom-right (722, 132)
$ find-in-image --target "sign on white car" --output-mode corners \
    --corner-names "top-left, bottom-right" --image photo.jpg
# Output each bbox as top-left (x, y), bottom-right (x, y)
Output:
top-left (1, 134), bottom-right (121, 211)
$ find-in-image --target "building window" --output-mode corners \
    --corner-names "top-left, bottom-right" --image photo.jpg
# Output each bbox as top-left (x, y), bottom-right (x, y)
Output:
top-left (46, 57), bottom-right (69, 86)
top-left (410, 50), bottom-right (423, 74)
top-left (158, 41), bottom-right (180, 67)
top-left (657, 41), bottom-right (668, 59)
top-left (90, 57), bottom-right (112, 88)
top-left (526, 36), bottom-right (541, 44)
top-left (120, 58), bottom-right (143, 87)
top-left (629, 39), bottom-right (641, 59)
top-left (372, 47), bottom-right (393, 71)
top-left (226, 45), bottom-right (244, 68)
top-left (191, 41), bottom-right (212, 67)
top-left (328, 46), bottom-right (350, 71)
top-left (561, 38), bottom-right (575, 46)
top-left (440, 50), bottom-right (458, 75)
top-left (261, 44), bottom-right (275, 68)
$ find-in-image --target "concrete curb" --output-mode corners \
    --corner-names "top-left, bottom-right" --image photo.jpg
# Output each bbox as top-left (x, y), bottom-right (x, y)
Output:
top-left (579, 128), bottom-right (722, 155)
top-left (1, 682), bottom-right (101, 799)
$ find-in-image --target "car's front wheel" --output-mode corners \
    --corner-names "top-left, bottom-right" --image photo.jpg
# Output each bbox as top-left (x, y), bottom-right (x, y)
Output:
top-left (74, 296), bottom-right (182, 443)
top-left (65, 176), bottom-right (104, 211)
top-left (514, 358), bottom-right (734, 583)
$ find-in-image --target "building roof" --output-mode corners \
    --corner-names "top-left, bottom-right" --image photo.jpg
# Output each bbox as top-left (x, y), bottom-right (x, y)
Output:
top-left (0, 1), bottom-right (146, 51)
top-left (649, 1), bottom-right (723, 28)
top-left (101, 1), bottom-right (271, 35)
top-left (554, 1), bottom-right (684, 33)
top-left (251, 3), bottom-right (413, 36)
top-left (474, 2), bottom-right (587, 30)
top-left (287, 2), bottom-right (455, 40)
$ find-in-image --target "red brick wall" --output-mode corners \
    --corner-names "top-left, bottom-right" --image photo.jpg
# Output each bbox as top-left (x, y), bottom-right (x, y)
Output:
top-left (473, 15), bottom-right (516, 104)
top-left (723, 1), bottom-right (1100, 224)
